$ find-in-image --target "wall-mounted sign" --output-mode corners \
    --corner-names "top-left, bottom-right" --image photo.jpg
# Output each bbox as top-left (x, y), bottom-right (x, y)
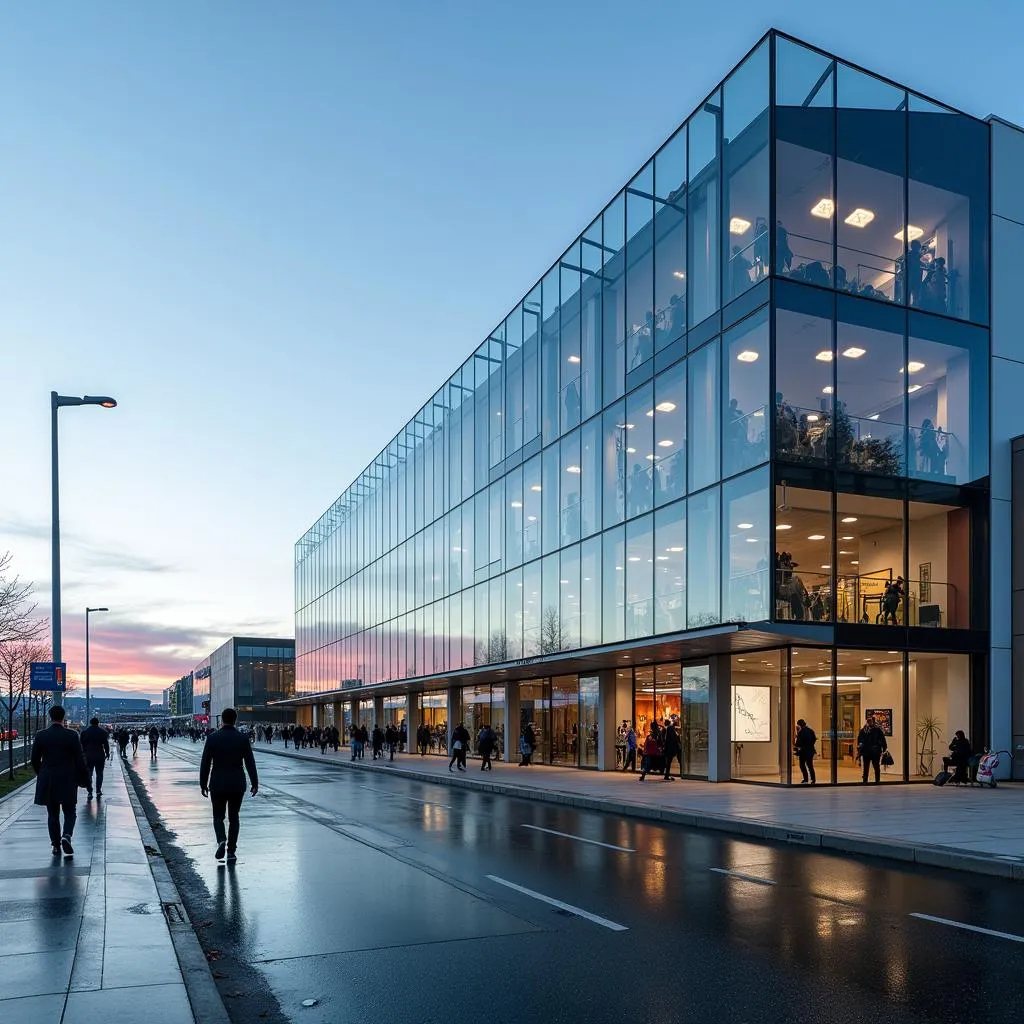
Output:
top-left (341, 678), bottom-right (363, 690)
top-left (195, 665), bottom-right (212, 681)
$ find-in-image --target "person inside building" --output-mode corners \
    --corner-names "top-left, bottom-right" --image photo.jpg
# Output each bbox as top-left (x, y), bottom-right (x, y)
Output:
top-left (794, 718), bottom-right (817, 785)
top-left (857, 713), bottom-right (888, 784)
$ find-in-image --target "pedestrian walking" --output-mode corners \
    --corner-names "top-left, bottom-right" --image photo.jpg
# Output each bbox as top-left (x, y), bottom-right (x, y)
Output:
top-left (199, 707), bottom-right (258, 864)
top-left (130, 730), bottom-right (139, 757)
top-left (148, 725), bottom-right (160, 762)
top-left (662, 720), bottom-right (683, 780)
top-left (477, 724), bottom-right (497, 770)
top-left (31, 705), bottom-right (88, 858)
top-left (80, 717), bottom-right (110, 799)
top-left (794, 718), bottom-right (817, 784)
top-left (117, 728), bottom-right (129, 760)
top-left (385, 724), bottom-right (398, 761)
top-left (449, 722), bottom-right (470, 772)
top-left (622, 725), bottom-right (637, 772)
top-left (518, 722), bottom-right (536, 766)
top-left (857, 713), bottom-right (888, 784)
top-left (372, 725), bottom-right (384, 760)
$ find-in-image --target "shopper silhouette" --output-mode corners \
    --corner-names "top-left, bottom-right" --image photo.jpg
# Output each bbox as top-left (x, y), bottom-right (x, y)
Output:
top-left (200, 707), bottom-right (258, 864)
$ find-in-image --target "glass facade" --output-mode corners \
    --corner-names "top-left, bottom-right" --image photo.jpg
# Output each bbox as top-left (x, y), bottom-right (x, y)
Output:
top-left (293, 31), bottom-right (991, 785)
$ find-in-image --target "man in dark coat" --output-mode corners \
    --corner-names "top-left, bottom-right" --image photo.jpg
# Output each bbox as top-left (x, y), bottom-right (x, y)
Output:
top-left (794, 718), bottom-right (817, 784)
top-left (31, 705), bottom-right (87, 857)
top-left (857, 713), bottom-right (888, 784)
top-left (662, 721), bottom-right (683, 780)
top-left (200, 707), bottom-right (258, 864)
top-left (80, 717), bottom-right (110, 799)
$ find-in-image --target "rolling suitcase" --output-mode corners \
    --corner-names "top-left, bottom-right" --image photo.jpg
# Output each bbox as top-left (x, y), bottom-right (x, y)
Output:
top-left (933, 770), bottom-right (952, 786)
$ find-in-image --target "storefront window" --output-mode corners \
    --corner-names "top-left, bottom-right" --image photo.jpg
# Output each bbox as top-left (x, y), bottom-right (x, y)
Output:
top-left (579, 676), bottom-right (600, 768)
top-left (519, 679), bottom-right (550, 764)
top-left (834, 648), bottom-right (905, 782)
top-left (382, 695), bottom-right (406, 727)
top-left (358, 697), bottom-right (375, 733)
top-left (908, 652), bottom-right (971, 779)
top-left (419, 691), bottom-right (448, 754)
top-left (774, 486), bottom-right (833, 623)
top-left (732, 650), bottom-right (784, 782)
top-left (461, 684), bottom-right (490, 755)
top-left (551, 675), bottom-right (580, 766)
top-left (837, 492), bottom-right (905, 626)
top-left (908, 500), bottom-right (968, 628)
top-left (490, 684), bottom-right (506, 761)
top-left (681, 664), bottom-right (710, 778)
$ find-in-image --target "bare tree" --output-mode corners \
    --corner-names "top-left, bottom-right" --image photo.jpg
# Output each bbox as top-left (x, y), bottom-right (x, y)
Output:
top-left (1, 638), bottom-right (49, 777)
top-left (539, 607), bottom-right (564, 655)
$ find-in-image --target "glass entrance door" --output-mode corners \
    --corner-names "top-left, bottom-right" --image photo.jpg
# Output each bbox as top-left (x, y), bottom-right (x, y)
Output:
top-left (550, 676), bottom-right (579, 765)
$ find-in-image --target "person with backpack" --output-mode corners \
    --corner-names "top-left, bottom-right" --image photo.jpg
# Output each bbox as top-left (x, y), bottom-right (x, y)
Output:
top-left (794, 718), bottom-right (817, 784)
top-left (518, 722), bottom-right (535, 766)
top-left (857, 713), bottom-right (888, 784)
top-left (477, 724), bottom-right (497, 771)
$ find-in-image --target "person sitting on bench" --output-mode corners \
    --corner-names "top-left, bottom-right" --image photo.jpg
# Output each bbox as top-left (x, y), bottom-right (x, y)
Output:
top-left (943, 730), bottom-right (972, 784)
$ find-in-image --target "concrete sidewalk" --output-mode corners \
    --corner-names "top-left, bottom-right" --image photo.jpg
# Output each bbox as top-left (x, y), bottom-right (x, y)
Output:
top-left (252, 740), bottom-right (1024, 880)
top-left (0, 755), bottom-right (224, 1024)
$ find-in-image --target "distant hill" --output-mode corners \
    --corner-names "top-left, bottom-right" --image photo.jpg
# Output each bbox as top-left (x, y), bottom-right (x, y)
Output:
top-left (87, 686), bottom-right (161, 704)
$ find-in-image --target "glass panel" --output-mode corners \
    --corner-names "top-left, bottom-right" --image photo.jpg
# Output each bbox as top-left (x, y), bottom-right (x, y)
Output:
top-left (836, 64), bottom-right (906, 303)
top-left (774, 293), bottom-right (834, 464)
top-left (722, 307), bottom-right (769, 476)
top-left (505, 465), bottom-right (523, 569)
top-left (579, 676), bottom-right (600, 768)
top-left (688, 92), bottom-right (721, 327)
top-left (522, 559), bottom-right (542, 656)
top-left (634, 666), bottom-right (655, 755)
top-left (688, 338), bottom-right (720, 490)
top-left (908, 652), bottom-right (971, 779)
top-left (519, 680), bottom-right (549, 764)
top-left (560, 242), bottom-right (583, 433)
top-left (837, 492), bottom-right (906, 625)
top-left (687, 486), bottom-right (720, 627)
top-left (908, 97), bottom-right (988, 322)
top-left (560, 430), bottom-right (582, 546)
top-left (541, 552), bottom-right (560, 653)
top-left (653, 126), bottom-right (687, 349)
top-left (614, 668), bottom-right (635, 770)
top-left (626, 161), bottom-right (655, 372)
top-left (523, 455), bottom-right (542, 562)
top-left (603, 192), bottom-right (627, 404)
top-left (506, 566), bottom-right (523, 660)
top-left (542, 443), bottom-right (559, 554)
top-left (490, 683), bottom-right (506, 761)
top-left (653, 359), bottom-right (686, 505)
top-left (655, 499), bottom-right (686, 634)
top-left (836, 297), bottom-right (905, 476)
top-left (462, 684), bottom-right (490, 756)
top-left (580, 416), bottom-right (601, 538)
top-left (907, 315), bottom-right (988, 485)
top-left (722, 467), bottom-right (770, 622)
top-left (551, 675), bottom-right (580, 766)
top-left (505, 305), bottom-right (524, 455)
top-left (602, 400), bottom-right (627, 527)
top-left (774, 39), bottom-right (835, 285)
top-left (723, 40), bottom-right (769, 302)
top-left (602, 526), bottom-right (625, 644)
top-left (908, 500), bottom-right (966, 628)
top-left (581, 216), bottom-right (603, 419)
top-left (837, 648), bottom-right (904, 782)
top-left (580, 535), bottom-right (602, 648)
top-left (541, 266), bottom-right (560, 445)
top-left (732, 650), bottom-right (783, 782)
top-left (625, 514), bottom-right (654, 640)
top-left (523, 285), bottom-right (541, 444)
top-left (626, 382), bottom-right (655, 517)
top-left (681, 664), bottom-right (710, 778)
top-left (774, 486), bottom-right (833, 622)
top-left (560, 544), bottom-right (581, 651)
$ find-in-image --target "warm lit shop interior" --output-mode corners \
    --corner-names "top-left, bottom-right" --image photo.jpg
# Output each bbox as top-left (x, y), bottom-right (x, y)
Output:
top-left (773, 486), bottom-right (968, 627)
top-left (730, 648), bottom-right (970, 783)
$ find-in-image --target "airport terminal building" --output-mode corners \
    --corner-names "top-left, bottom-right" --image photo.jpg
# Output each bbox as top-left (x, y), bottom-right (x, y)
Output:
top-left (286, 30), bottom-right (1024, 783)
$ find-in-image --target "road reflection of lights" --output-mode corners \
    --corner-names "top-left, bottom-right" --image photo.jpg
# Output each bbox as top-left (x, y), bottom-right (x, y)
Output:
top-left (642, 859), bottom-right (667, 900)
top-left (816, 913), bottom-right (835, 939)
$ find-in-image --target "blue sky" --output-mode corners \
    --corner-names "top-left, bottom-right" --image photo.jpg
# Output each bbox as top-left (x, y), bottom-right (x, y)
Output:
top-left (1, 0), bottom-right (1021, 692)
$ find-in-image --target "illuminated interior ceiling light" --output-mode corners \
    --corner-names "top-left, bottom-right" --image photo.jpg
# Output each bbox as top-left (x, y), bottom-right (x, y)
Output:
top-left (806, 414), bottom-right (820, 422)
top-left (815, 350), bottom-right (834, 362)
top-left (901, 361), bottom-right (925, 374)
top-left (645, 453), bottom-right (656, 461)
top-left (656, 555), bottom-right (669, 561)
top-left (745, 537), bottom-right (759, 543)
top-left (810, 198), bottom-right (835, 219)
top-left (842, 535), bottom-right (854, 541)
top-left (839, 550), bottom-right (852, 555)
top-left (655, 401), bottom-right (677, 412)
top-left (850, 559), bottom-right (859, 565)
top-left (822, 386), bottom-right (834, 394)
top-left (510, 501), bottom-right (523, 508)
top-left (775, 524), bottom-right (791, 531)
top-left (624, 423), bottom-right (635, 430)
top-left (736, 350), bottom-right (759, 362)
top-left (530, 484), bottom-right (542, 492)
top-left (820, 564), bottom-right (831, 569)
top-left (842, 347), bottom-right (866, 358)
top-left (907, 384), bottom-right (922, 394)
top-left (667, 546), bottom-right (684, 552)
top-left (628, 556), bottom-right (641, 562)
top-left (843, 208), bottom-right (874, 227)
top-left (894, 225), bottom-right (925, 242)
top-left (869, 413), bottom-right (880, 420)
top-left (672, 270), bottom-right (686, 280)
top-left (808, 534), bottom-right (825, 540)
top-left (729, 217), bottom-right (751, 234)
top-left (803, 674), bottom-right (872, 685)
top-left (527, 515), bottom-right (537, 521)
top-left (841, 516), bottom-right (858, 523)
top-left (626, 447), bottom-right (637, 454)
top-left (737, 522), bottom-right (754, 529)
top-left (567, 355), bottom-right (581, 364)
top-left (657, 439), bottom-right (674, 447)
top-left (565, 465), bottom-right (581, 474)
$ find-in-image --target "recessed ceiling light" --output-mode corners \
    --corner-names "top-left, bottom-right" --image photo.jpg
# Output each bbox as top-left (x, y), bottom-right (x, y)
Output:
top-left (822, 386), bottom-right (834, 394)
top-left (628, 556), bottom-right (641, 562)
top-left (808, 534), bottom-right (825, 540)
top-left (810, 198), bottom-right (835, 219)
top-left (842, 347), bottom-right (866, 359)
top-left (566, 465), bottom-right (581, 474)
top-left (894, 225), bottom-right (924, 242)
top-left (888, 650), bottom-right (899, 654)
top-left (530, 484), bottom-right (542, 492)
top-left (567, 355), bottom-right (581, 364)
top-left (527, 515), bottom-right (537, 522)
top-left (821, 564), bottom-right (831, 569)
top-left (737, 523), bottom-right (754, 529)
top-left (510, 501), bottom-right (523, 508)
top-left (736, 350), bottom-right (759, 362)
top-left (668, 546), bottom-right (684, 552)
top-left (868, 413), bottom-right (880, 420)
top-left (730, 217), bottom-right (751, 234)
top-left (745, 537), bottom-right (759, 543)
top-left (776, 524), bottom-right (792, 531)
top-left (672, 270), bottom-right (686, 280)
top-left (839, 550), bottom-right (852, 555)
top-left (655, 401), bottom-right (677, 413)
top-left (901, 361), bottom-right (925, 374)
top-left (907, 384), bottom-right (922, 394)
top-left (842, 535), bottom-right (854, 541)
top-left (841, 517), bottom-right (858, 523)
top-left (806, 414), bottom-right (820, 422)
top-left (646, 409), bottom-right (656, 418)
top-left (815, 350), bottom-right (834, 362)
top-left (626, 447), bottom-right (636, 454)
top-left (658, 439), bottom-right (674, 447)
top-left (851, 560), bottom-right (859, 565)
top-left (844, 208), bottom-right (874, 228)
top-left (645, 453), bottom-right (656, 461)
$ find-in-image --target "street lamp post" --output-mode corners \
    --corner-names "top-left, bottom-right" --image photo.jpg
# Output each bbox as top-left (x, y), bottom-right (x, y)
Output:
top-left (51, 392), bottom-right (117, 702)
top-left (85, 607), bottom-right (109, 722)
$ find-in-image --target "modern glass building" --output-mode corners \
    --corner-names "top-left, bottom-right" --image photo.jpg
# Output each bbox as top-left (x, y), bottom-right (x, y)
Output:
top-left (287, 30), bottom-right (1024, 783)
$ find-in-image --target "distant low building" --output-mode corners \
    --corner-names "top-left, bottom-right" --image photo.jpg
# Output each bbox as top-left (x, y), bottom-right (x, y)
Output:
top-left (62, 696), bottom-right (155, 725)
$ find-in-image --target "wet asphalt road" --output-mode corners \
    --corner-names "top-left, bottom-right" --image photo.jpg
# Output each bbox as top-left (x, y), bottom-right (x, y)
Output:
top-left (127, 740), bottom-right (1024, 1024)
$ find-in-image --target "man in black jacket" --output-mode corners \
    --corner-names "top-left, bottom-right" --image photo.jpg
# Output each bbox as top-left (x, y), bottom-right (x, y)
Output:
top-left (857, 713), bottom-right (888, 784)
top-left (200, 707), bottom-right (258, 864)
top-left (794, 718), bottom-right (817, 784)
top-left (80, 717), bottom-right (110, 799)
top-left (31, 705), bottom-right (87, 857)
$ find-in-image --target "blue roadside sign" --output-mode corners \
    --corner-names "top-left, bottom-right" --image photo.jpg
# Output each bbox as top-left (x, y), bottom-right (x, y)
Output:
top-left (30, 662), bottom-right (67, 691)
